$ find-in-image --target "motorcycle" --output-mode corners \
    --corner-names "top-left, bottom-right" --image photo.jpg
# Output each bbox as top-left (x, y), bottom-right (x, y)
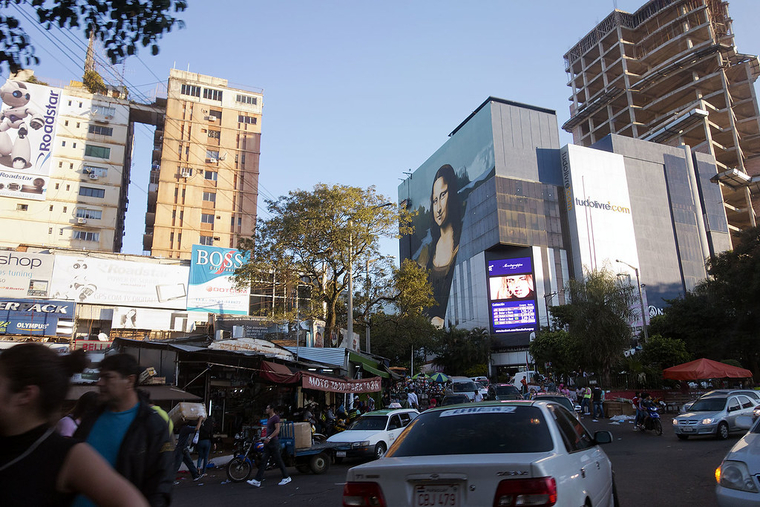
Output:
top-left (638, 404), bottom-right (663, 436)
top-left (226, 431), bottom-right (264, 482)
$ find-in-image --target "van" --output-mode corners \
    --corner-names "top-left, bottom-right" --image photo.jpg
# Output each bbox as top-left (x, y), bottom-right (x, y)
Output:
top-left (511, 371), bottom-right (538, 389)
top-left (448, 377), bottom-right (479, 401)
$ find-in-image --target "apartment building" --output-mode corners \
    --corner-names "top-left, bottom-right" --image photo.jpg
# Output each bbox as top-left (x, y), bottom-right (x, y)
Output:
top-left (563, 0), bottom-right (760, 242)
top-left (144, 69), bottom-right (262, 259)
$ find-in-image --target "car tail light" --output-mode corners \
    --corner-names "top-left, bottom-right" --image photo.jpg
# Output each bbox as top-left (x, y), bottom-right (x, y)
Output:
top-left (343, 482), bottom-right (386, 507)
top-left (493, 477), bottom-right (557, 507)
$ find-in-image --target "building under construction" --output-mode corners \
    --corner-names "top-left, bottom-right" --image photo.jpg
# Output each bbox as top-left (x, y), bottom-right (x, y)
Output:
top-left (563, 0), bottom-right (760, 243)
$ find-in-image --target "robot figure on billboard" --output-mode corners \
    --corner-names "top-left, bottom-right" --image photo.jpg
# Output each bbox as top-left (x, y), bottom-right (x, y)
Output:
top-left (0, 80), bottom-right (44, 169)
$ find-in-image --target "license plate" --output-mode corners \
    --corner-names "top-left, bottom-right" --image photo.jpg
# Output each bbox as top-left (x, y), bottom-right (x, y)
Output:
top-left (336, 451), bottom-right (346, 457)
top-left (414, 484), bottom-right (459, 507)
top-left (681, 427), bottom-right (695, 433)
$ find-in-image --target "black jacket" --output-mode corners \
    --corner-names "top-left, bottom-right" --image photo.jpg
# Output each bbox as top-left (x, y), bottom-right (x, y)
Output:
top-left (75, 397), bottom-right (174, 507)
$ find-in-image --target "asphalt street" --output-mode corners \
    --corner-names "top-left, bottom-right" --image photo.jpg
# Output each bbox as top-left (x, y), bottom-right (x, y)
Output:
top-left (172, 415), bottom-right (741, 506)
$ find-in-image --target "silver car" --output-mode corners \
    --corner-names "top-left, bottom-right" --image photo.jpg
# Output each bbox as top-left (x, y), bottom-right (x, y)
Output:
top-left (715, 415), bottom-right (760, 506)
top-left (673, 394), bottom-right (757, 440)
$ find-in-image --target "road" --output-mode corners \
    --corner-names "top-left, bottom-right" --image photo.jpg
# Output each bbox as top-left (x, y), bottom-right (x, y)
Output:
top-left (173, 415), bottom-right (740, 506)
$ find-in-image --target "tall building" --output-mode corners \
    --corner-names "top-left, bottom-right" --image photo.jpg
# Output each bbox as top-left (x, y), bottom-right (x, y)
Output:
top-left (562, 0), bottom-right (760, 242)
top-left (144, 70), bottom-right (262, 259)
top-left (0, 73), bottom-right (132, 252)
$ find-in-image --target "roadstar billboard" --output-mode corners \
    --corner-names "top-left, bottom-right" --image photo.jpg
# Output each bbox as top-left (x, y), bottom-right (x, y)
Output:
top-left (0, 299), bottom-right (75, 337)
top-left (187, 245), bottom-right (250, 315)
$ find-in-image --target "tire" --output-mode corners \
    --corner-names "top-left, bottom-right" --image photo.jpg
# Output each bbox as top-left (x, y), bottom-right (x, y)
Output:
top-left (374, 442), bottom-right (387, 459)
top-left (654, 419), bottom-right (663, 436)
top-left (677, 434), bottom-right (689, 440)
top-left (717, 422), bottom-right (729, 440)
top-left (309, 453), bottom-right (330, 474)
top-left (226, 457), bottom-right (252, 482)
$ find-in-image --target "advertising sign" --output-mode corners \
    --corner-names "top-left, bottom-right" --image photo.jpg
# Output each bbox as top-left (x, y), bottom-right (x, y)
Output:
top-left (302, 373), bottom-right (381, 393)
top-left (49, 255), bottom-right (189, 309)
top-left (486, 256), bottom-right (538, 335)
top-left (0, 79), bottom-right (62, 201)
top-left (0, 251), bottom-right (54, 298)
top-left (73, 339), bottom-right (113, 351)
top-left (0, 299), bottom-right (75, 337)
top-left (111, 308), bottom-right (208, 332)
top-left (187, 245), bottom-right (250, 315)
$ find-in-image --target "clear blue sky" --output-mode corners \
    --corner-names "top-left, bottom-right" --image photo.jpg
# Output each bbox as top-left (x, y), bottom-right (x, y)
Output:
top-left (8, 0), bottom-right (760, 260)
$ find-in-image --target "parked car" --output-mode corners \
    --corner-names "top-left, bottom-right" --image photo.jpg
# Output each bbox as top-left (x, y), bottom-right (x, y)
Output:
top-left (673, 393), bottom-right (757, 440)
top-left (342, 400), bottom-right (617, 507)
top-left (327, 408), bottom-right (418, 459)
top-left (715, 415), bottom-right (760, 506)
top-left (533, 394), bottom-right (577, 414)
top-left (448, 377), bottom-right (480, 401)
top-left (488, 383), bottom-right (523, 401)
top-left (682, 390), bottom-right (760, 414)
top-left (441, 394), bottom-right (471, 406)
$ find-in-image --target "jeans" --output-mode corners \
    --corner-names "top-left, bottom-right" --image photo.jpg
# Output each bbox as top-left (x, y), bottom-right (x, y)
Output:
top-left (593, 401), bottom-right (604, 419)
top-left (174, 446), bottom-right (199, 479)
top-left (196, 439), bottom-right (211, 471)
top-left (254, 437), bottom-right (289, 481)
top-left (580, 398), bottom-right (590, 414)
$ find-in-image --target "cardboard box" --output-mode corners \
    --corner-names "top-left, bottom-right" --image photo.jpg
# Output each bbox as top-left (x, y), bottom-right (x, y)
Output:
top-left (168, 402), bottom-right (206, 426)
top-left (293, 422), bottom-right (312, 449)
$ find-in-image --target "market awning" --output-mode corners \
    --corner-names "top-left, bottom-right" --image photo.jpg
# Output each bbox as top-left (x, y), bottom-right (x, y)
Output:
top-left (349, 351), bottom-right (389, 378)
top-left (259, 360), bottom-right (301, 384)
top-left (66, 384), bottom-right (201, 401)
top-left (663, 358), bottom-right (753, 381)
top-left (360, 362), bottom-right (389, 378)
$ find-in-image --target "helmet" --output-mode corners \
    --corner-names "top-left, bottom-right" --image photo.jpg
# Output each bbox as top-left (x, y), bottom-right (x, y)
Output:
top-left (254, 441), bottom-right (265, 452)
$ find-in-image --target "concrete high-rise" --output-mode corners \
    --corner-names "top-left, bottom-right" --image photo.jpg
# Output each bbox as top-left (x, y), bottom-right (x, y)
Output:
top-left (144, 70), bottom-right (262, 259)
top-left (563, 0), bottom-right (760, 241)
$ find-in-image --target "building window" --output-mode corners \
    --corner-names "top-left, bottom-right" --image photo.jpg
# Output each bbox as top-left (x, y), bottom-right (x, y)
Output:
top-left (49, 205), bottom-right (53, 211)
top-left (83, 165), bottom-right (108, 178)
top-left (16, 204), bottom-right (28, 211)
top-left (204, 170), bottom-right (218, 181)
top-left (91, 105), bottom-right (115, 117)
top-left (72, 143), bottom-right (77, 148)
top-left (88, 125), bottom-right (113, 136)
top-left (206, 150), bottom-right (219, 162)
top-left (238, 115), bottom-right (257, 124)
top-left (79, 186), bottom-right (105, 198)
top-left (235, 94), bottom-right (257, 105)
top-left (199, 235), bottom-right (214, 246)
top-left (59, 228), bottom-right (63, 235)
top-left (63, 206), bottom-right (67, 213)
top-left (201, 213), bottom-right (215, 224)
top-left (208, 129), bottom-right (221, 140)
top-left (202, 192), bottom-right (216, 204)
top-left (64, 120), bottom-right (69, 126)
top-left (203, 88), bottom-right (223, 101)
top-left (179, 167), bottom-right (192, 177)
top-left (181, 84), bottom-right (201, 97)
top-left (48, 227), bottom-right (53, 234)
top-left (85, 144), bottom-right (110, 159)
top-left (76, 208), bottom-right (102, 220)
top-left (61, 141), bottom-right (66, 147)
top-left (208, 110), bottom-right (222, 122)
top-left (73, 231), bottom-right (100, 241)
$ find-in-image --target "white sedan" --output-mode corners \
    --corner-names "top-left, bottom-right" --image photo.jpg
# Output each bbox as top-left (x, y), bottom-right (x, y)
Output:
top-left (328, 408), bottom-right (419, 460)
top-left (342, 401), bottom-right (618, 507)
top-left (716, 415), bottom-right (760, 506)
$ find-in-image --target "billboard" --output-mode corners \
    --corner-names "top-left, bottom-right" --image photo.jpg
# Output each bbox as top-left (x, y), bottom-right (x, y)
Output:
top-left (0, 79), bottom-right (62, 201)
top-left (0, 251), bottom-right (55, 298)
top-left (49, 255), bottom-right (189, 309)
top-left (187, 245), bottom-right (250, 315)
top-left (111, 308), bottom-right (208, 332)
top-left (486, 255), bottom-right (538, 338)
top-left (399, 105), bottom-right (495, 325)
top-left (0, 299), bottom-right (75, 337)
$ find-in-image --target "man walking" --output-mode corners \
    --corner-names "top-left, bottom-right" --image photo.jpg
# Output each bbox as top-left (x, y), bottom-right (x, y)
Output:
top-left (73, 354), bottom-right (174, 507)
top-left (592, 385), bottom-right (605, 421)
top-left (247, 404), bottom-right (291, 487)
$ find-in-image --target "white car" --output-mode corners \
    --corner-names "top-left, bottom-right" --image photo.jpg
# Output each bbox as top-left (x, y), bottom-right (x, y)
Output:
top-left (716, 415), bottom-right (760, 506)
top-left (342, 401), bottom-right (618, 506)
top-left (327, 408), bottom-right (418, 459)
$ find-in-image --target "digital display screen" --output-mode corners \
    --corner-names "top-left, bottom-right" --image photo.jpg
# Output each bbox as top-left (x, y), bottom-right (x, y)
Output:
top-left (487, 256), bottom-right (538, 334)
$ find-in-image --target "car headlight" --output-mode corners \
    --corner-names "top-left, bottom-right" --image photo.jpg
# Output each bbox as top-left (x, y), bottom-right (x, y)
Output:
top-left (351, 441), bottom-right (370, 448)
top-left (701, 418), bottom-right (715, 425)
top-left (672, 419), bottom-right (678, 425)
top-left (717, 461), bottom-right (759, 492)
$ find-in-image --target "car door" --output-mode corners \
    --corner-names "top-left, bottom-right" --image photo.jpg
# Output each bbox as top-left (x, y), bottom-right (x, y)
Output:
top-left (386, 414), bottom-right (404, 444)
top-left (726, 396), bottom-right (742, 432)
top-left (549, 405), bottom-right (612, 506)
top-left (737, 395), bottom-right (755, 426)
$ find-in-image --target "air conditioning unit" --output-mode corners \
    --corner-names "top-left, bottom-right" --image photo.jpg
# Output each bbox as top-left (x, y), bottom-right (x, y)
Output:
top-left (181, 171), bottom-right (191, 178)
top-left (88, 173), bottom-right (98, 180)
top-left (213, 237), bottom-right (220, 241)
top-left (206, 158), bottom-right (217, 164)
top-left (207, 116), bottom-right (217, 122)
top-left (77, 218), bottom-right (87, 224)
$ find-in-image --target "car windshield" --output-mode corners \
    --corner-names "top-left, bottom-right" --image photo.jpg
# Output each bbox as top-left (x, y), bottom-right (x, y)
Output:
top-left (689, 398), bottom-right (727, 412)
top-left (452, 381), bottom-right (478, 392)
top-left (388, 406), bottom-right (552, 456)
top-left (347, 415), bottom-right (387, 431)
top-left (494, 385), bottom-right (520, 395)
top-left (442, 396), bottom-right (468, 405)
top-left (537, 397), bottom-right (574, 412)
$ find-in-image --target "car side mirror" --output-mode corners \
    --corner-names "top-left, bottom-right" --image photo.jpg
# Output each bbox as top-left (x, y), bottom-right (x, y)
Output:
top-left (594, 430), bottom-right (613, 445)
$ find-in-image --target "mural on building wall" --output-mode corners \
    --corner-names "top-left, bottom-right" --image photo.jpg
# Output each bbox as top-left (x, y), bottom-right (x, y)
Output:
top-left (400, 107), bottom-right (495, 325)
top-left (0, 79), bottom-right (61, 200)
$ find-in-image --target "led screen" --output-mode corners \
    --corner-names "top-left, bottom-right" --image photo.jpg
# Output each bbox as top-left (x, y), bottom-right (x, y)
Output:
top-left (487, 256), bottom-right (537, 334)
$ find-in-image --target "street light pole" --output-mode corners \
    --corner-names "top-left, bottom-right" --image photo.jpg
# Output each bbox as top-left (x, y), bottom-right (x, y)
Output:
top-left (615, 259), bottom-right (649, 343)
top-left (543, 291), bottom-right (558, 331)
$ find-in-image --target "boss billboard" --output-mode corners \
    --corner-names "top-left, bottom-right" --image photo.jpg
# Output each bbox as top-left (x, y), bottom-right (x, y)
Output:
top-left (187, 245), bottom-right (250, 315)
top-left (0, 251), bottom-right (54, 298)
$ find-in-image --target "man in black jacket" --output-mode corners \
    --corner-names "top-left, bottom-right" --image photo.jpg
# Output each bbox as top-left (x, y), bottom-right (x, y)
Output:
top-left (73, 354), bottom-right (174, 507)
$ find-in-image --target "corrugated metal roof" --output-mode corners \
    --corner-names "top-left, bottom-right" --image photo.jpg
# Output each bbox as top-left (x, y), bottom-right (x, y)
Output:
top-left (284, 347), bottom-right (346, 367)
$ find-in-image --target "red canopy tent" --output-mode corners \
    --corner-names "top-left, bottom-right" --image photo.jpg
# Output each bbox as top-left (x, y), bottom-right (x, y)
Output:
top-left (663, 358), bottom-right (753, 380)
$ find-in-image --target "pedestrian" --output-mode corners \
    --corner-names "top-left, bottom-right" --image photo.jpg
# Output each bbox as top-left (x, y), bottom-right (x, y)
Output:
top-left (0, 343), bottom-right (149, 507)
top-left (407, 389), bottom-right (419, 410)
top-left (173, 420), bottom-right (202, 481)
top-left (72, 354), bottom-right (174, 507)
top-left (473, 389), bottom-right (483, 402)
top-left (247, 404), bottom-right (291, 487)
top-left (56, 390), bottom-right (100, 437)
top-left (592, 386), bottom-right (605, 421)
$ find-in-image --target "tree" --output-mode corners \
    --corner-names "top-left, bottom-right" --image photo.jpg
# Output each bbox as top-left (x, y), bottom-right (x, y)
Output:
top-left (370, 312), bottom-right (437, 372)
top-left (639, 334), bottom-right (690, 371)
top-left (529, 329), bottom-right (578, 379)
top-left (236, 184), bottom-right (412, 342)
top-left (1, 0), bottom-right (187, 74)
top-left (82, 69), bottom-right (107, 94)
top-left (550, 268), bottom-right (635, 385)
top-left (432, 327), bottom-right (492, 376)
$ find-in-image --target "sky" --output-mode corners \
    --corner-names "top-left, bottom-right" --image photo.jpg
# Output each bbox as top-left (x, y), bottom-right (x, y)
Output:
top-left (6, 0), bottom-right (760, 261)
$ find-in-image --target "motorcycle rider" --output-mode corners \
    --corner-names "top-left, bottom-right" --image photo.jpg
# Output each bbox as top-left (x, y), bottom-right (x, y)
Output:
top-left (638, 392), bottom-right (654, 430)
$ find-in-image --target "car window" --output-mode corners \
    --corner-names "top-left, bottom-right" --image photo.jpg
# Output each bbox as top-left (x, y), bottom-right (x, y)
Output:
top-left (740, 391), bottom-right (759, 400)
top-left (388, 415), bottom-right (402, 430)
top-left (690, 398), bottom-right (727, 412)
top-left (548, 404), bottom-right (593, 452)
top-left (386, 406), bottom-right (553, 457)
top-left (347, 415), bottom-right (387, 431)
top-left (452, 381), bottom-right (478, 392)
top-left (399, 413), bottom-right (412, 426)
top-left (728, 397), bottom-right (741, 412)
top-left (739, 396), bottom-right (754, 409)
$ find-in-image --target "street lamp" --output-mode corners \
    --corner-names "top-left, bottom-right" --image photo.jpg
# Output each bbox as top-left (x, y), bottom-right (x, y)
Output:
top-left (543, 291), bottom-right (558, 331)
top-left (615, 259), bottom-right (649, 343)
top-left (347, 202), bottom-right (394, 351)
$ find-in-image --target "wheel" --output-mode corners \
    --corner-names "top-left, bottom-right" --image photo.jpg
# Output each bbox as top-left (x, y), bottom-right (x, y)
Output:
top-left (226, 457), bottom-right (252, 482)
top-left (374, 442), bottom-right (387, 459)
top-left (295, 464), bottom-right (310, 474)
top-left (309, 453), bottom-right (330, 474)
top-left (717, 422), bottom-right (729, 440)
top-left (654, 419), bottom-right (663, 436)
top-left (677, 434), bottom-right (689, 440)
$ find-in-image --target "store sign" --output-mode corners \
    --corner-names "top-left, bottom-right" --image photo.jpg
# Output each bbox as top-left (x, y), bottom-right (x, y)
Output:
top-left (73, 339), bottom-right (113, 351)
top-left (302, 373), bottom-right (381, 393)
top-left (187, 245), bottom-right (250, 315)
top-left (0, 251), bottom-right (54, 298)
top-left (0, 298), bottom-right (75, 337)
